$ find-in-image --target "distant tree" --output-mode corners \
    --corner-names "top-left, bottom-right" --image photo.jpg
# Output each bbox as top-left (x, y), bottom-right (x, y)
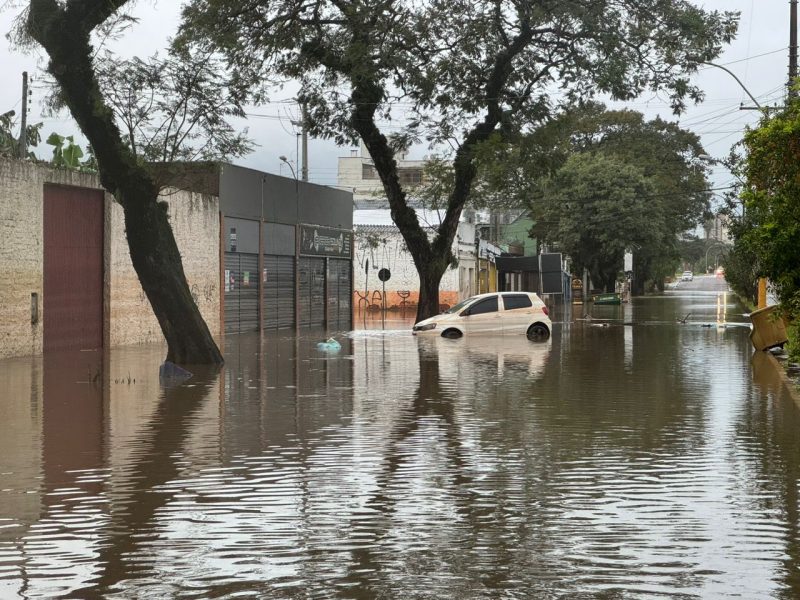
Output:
top-left (480, 103), bottom-right (712, 291)
top-left (21, 0), bottom-right (249, 364)
top-left (531, 152), bottom-right (662, 292)
top-left (94, 49), bottom-right (252, 167)
top-left (721, 235), bottom-right (758, 307)
top-left (677, 235), bottom-right (713, 273)
top-left (180, 0), bottom-right (737, 321)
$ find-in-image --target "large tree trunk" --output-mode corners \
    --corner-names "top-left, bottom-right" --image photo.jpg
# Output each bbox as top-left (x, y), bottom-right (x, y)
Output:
top-left (631, 254), bottom-right (648, 296)
top-left (28, 0), bottom-right (223, 365)
top-left (414, 258), bottom-right (449, 323)
top-left (124, 201), bottom-right (223, 364)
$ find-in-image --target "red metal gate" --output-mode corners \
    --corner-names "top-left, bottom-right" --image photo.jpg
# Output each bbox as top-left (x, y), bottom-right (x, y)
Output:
top-left (43, 185), bottom-right (104, 352)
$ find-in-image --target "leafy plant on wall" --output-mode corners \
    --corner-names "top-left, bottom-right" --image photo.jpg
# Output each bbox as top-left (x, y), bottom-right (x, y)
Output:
top-left (0, 110), bottom-right (42, 159)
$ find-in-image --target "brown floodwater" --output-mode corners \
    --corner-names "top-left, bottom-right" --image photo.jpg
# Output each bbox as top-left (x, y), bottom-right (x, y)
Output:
top-left (2, 279), bottom-right (799, 598)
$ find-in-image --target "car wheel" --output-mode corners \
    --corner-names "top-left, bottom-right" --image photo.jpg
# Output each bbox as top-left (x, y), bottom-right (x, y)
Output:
top-left (527, 323), bottom-right (550, 342)
top-left (441, 328), bottom-right (463, 339)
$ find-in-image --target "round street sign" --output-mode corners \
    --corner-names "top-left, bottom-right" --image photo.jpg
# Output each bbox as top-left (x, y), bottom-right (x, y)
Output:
top-left (378, 268), bottom-right (391, 282)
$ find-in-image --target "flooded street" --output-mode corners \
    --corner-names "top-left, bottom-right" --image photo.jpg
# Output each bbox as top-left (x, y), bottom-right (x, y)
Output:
top-left (3, 276), bottom-right (800, 598)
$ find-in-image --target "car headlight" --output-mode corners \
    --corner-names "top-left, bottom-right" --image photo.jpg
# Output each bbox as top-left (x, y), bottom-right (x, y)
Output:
top-left (413, 323), bottom-right (437, 331)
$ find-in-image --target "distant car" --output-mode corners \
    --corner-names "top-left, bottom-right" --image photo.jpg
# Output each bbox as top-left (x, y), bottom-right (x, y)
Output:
top-left (715, 266), bottom-right (725, 278)
top-left (412, 292), bottom-right (552, 341)
top-left (682, 271), bottom-right (693, 281)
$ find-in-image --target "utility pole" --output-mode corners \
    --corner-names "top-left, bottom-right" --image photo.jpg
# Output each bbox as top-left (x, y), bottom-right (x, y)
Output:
top-left (18, 71), bottom-right (28, 158)
top-left (791, 0), bottom-right (798, 95)
top-left (300, 102), bottom-right (309, 182)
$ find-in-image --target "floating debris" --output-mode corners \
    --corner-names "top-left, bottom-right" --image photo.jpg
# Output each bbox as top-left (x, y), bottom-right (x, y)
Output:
top-left (317, 338), bottom-right (342, 352)
top-left (159, 361), bottom-right (193, 387)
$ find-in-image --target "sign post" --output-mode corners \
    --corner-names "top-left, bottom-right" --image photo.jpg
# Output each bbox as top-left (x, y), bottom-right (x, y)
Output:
top-left (378, 268), bottom-right (391, 329)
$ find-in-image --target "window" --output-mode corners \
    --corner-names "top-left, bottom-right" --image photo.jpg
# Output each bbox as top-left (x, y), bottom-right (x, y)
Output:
top-left (398, 167), bottom-right (423, 186)
top-left (465, 296), bottom-right (498, 315)
top-left (503, 294), bottom-right (532, 310)
top-left (362, 163), bottom-right (379, 180)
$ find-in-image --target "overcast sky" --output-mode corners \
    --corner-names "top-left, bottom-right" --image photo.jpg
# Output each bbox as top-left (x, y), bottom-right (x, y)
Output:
top-left (0, 1), bottom-right (789, 195)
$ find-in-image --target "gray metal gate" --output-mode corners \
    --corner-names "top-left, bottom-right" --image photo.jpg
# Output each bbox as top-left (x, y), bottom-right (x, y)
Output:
top-left (224, 252), bottom-right (259, 334)
top-left (263, 255), bottom-right (295, 329)
top-left (299, 257), bottom-right (325, 327)
top-left (327, 258), bottom-right (352, 330)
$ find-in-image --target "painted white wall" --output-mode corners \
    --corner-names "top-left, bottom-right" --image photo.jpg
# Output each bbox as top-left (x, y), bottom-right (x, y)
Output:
top-left (353, 219), bottom-right (477, 305)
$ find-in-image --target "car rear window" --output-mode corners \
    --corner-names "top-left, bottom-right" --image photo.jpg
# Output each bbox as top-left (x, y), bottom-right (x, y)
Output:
top-left (503, 294), bottom-right (533, 310)
top-left (467, 296), bottom-right (498, 315)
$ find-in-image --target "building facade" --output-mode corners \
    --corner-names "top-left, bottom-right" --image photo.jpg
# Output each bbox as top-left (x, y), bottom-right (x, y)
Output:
top-left (338, 141), bottom-right (426, 208)
top-left (0, 159), bottom-right (353, 360)
top-left (214, 164), bottom-right (354, 335)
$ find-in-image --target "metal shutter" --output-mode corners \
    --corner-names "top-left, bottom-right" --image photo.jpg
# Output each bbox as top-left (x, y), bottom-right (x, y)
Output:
top-left (224, 252), bottom-right (240, 334)
top-left (328, 258), bottom-right (352, 331)
top-left (263, 255), bottom-right (279, 330)
top-left (299, 257), bottom-right (325, 327)
top-left (238, 253), bottom-right (259, 332)
top-left (263, 255), bottom-right (296, 330)
top-left (224, 252), bottom-right (259, 334)
top-left (277, 256), bottom-right (295, 329)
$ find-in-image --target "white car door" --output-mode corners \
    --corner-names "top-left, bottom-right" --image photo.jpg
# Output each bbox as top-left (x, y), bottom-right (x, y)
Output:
top-left (499, 293), bottom-right (535, 335)
top-left (460, 295), bottom-right (502, 335)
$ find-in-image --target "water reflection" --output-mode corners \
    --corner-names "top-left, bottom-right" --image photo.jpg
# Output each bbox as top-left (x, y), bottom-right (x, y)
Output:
top-left (3, 289), bottom-right (800, 598)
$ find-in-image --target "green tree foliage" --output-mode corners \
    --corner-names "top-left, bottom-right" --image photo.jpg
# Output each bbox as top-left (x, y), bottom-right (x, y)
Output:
top-left (532, 152), bottom-right (662, 292)
top-left (732, 98), bottom-right (800, 330)
top-left (0, 110), bottom-right (42, 159)
top-left (721, 234), bottom-right (757, 306)
top-left (486, 103), bottom-right (712, 291)
top-left (180, 0), bottom-right (737, 320)
top-left (676, 235), bottom-right (729, 275)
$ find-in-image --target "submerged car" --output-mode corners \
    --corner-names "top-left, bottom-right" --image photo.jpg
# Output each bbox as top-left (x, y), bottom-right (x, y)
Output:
top-left (412, 292), bottom-right (552, 341)
top-left (682, 271), bottom-right (693, 281)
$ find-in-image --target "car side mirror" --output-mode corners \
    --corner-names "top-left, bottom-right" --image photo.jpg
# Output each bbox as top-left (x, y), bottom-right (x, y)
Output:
top-left (461, 309), bottom-right (470, 317)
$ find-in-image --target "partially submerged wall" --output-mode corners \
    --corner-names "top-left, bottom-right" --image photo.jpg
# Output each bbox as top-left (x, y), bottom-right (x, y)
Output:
top-left (0, 158), bottom-right (221, 359)
top-left (108, 188), bottom-right (220, 347)
top-left (0, 160), bottom-right (103, 357)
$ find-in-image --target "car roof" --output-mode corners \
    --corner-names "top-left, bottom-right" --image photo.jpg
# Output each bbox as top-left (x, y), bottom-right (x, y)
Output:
top-left (468, 291), bottom-right (540, 300)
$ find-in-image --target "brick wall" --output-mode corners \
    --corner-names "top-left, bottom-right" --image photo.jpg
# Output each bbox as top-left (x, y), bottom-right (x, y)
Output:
top-left (108, 188), bottom-right (221, 347)
top-left (0, 158), bottom-right (221, 359)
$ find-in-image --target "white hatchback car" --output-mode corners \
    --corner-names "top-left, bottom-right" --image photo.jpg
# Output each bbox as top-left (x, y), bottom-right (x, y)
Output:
top-left (412, 292), bottom-right (552, 341)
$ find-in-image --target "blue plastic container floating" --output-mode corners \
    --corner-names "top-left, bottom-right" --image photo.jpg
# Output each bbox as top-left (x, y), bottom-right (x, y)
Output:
top-left (317, 337), bottom-right (342, 352)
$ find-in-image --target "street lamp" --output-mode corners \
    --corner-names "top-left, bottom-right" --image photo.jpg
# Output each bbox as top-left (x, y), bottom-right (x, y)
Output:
top-left (693, 61), bottom-right (772, 308)
top-left (279, 155), bottom-right (297, 180)
top-left (705, 241), bottom-right (727, 273)
top-left (279, 155), bottom-right (300, 222)
top-left (696, 61), bottom-right (762, 109)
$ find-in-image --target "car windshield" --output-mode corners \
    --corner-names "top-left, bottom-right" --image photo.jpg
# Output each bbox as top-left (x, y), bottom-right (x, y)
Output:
top-left (444, 297), bottom-right (478, 314)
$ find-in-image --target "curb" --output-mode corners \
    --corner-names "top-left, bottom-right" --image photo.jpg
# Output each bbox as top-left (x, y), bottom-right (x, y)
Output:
top-left (764, 350), bottom-right (800, 405)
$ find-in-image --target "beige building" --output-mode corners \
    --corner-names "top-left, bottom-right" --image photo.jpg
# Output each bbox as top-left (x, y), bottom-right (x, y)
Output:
top-left (338, 141), bottom-right (426, 208)
top-left (704, 212), bottom-right (731, 243)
